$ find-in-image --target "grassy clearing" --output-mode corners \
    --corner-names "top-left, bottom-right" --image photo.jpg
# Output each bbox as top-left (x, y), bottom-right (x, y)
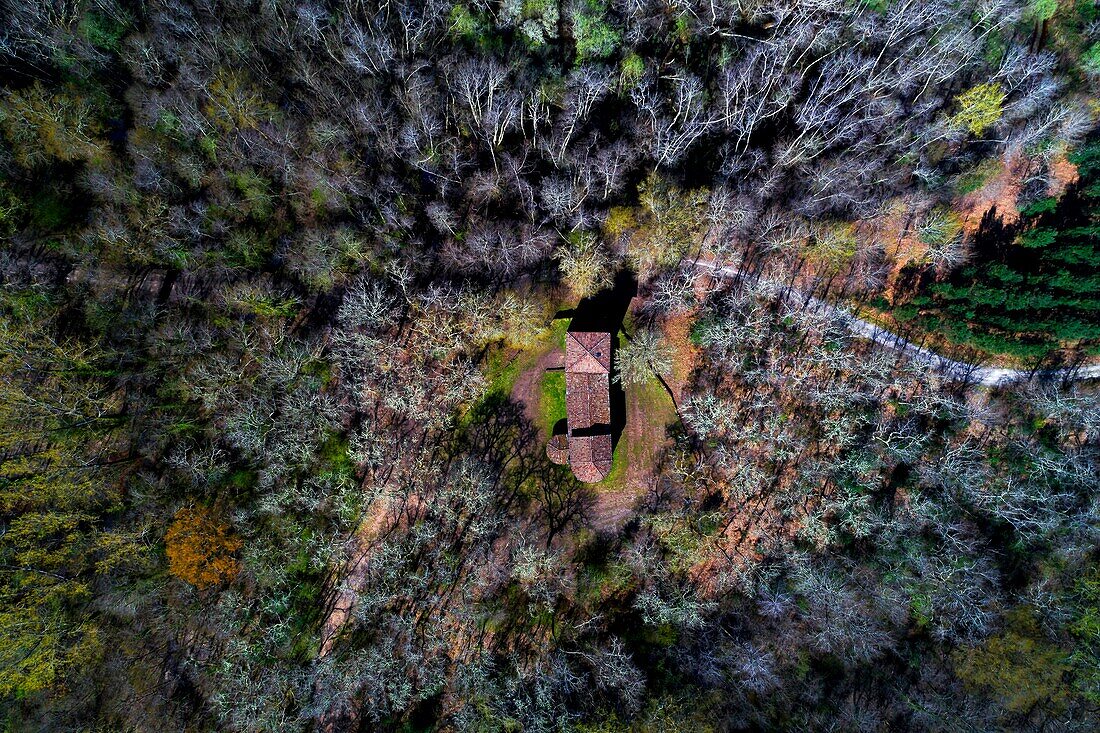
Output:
top-left (461, 317), bottom-right (574, 431)
top-left (539, 370), bottom-right (566, 434)
top-left (550, 316), bottom-right (570, 346)
top-left (482, 317), bottom-right (571, 397)
top-left (483, 346), bottom-right (525, 396)
top-left (598, 376), bottom-right (676, 493)
top-left (600, 432), bottom-right (631, 490)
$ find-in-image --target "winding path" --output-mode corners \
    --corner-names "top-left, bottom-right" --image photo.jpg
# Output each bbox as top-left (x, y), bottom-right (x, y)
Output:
top-left (694, 260), bottom-right (1100, 388)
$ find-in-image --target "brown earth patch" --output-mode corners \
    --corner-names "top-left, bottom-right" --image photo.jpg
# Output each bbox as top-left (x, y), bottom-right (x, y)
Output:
top-left (880, 200), bottom-right (920, 267)
top-left (318, 529), bottom-right (370, 657)
top-left (957, 155), bottom-right (1025, 235)
top-left (1048, 151), bottom-right (1079, 198)
top-left (662, 310), bottom-right (701, 399)
top-left (591, 485), bottom-right (643, 534)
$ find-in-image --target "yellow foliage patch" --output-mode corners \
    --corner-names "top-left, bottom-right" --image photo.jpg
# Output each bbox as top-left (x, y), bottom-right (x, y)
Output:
top-left (952, 83), bottom-right (1006, 136)
top-left (953, 607), bottom-right (1070, 714)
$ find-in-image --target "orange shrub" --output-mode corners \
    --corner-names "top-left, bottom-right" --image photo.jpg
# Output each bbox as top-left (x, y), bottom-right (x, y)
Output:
top-left (165, 506), bottom-right (242, 589)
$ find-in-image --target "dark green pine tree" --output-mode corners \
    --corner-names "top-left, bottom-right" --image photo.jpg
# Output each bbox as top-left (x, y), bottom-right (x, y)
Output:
top-left (915, 140), bottom-right (1100, 357)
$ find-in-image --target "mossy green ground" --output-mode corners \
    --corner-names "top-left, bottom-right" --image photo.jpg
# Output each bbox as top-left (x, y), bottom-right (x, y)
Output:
top-left (482, 318), bottom-right (570, 397)
top-left (602, 378), bottom-right (674, 491)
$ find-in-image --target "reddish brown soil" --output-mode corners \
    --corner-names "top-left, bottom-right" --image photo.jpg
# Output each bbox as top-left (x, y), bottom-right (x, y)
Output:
top-left (1048, 152), bottom-right (1079, 198)
top-left (957, 155), bottom-right (1025, 235)
top-left (663, 310), bottom-right (701, 398)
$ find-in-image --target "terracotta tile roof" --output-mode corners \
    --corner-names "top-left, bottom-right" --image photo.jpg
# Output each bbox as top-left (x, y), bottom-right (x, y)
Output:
top-left (552, 330), bottom-right (615, 483)
top-left (566, 372), bottom-right (610, 429)
top-left (566, 332), bottom-right (611, 374)
top-left (569, 434), bottom-right (612, 483)
top-left (546, 434), bottom-right (569, 465)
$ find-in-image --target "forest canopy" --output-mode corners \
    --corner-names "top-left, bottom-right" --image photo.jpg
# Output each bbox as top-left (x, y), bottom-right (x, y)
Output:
top-left (1, 0), bottom-right (1099, 731)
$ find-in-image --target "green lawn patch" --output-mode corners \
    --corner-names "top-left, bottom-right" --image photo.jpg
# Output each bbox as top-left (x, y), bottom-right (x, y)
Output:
top-left (598, 377), bottom-right (675, 491)
top-left (539, 370), bottom-right (567, 434)
top-left (550, 316), bottom-right (570, 349)
top-left (479, 316), bottom-right (571, 407)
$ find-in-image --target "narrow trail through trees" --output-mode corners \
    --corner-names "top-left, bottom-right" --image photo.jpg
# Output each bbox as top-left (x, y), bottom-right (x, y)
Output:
top-left (694, 260), bottom-right (1100, 387)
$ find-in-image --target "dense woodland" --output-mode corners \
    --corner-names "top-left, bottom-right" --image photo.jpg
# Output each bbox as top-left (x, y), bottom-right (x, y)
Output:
top-left (1, 0), bottom-right (1099, 731)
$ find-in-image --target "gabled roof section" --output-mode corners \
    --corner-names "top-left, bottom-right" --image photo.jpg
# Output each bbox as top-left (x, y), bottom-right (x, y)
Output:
top-left (566, 332), bottom-right (611, 374)
top-left (566, 372), bottom-right (610, 429)
top-left (569, 434), bottom-right (613, 483)
top-left (555, 329), bottom-right (614, 483)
